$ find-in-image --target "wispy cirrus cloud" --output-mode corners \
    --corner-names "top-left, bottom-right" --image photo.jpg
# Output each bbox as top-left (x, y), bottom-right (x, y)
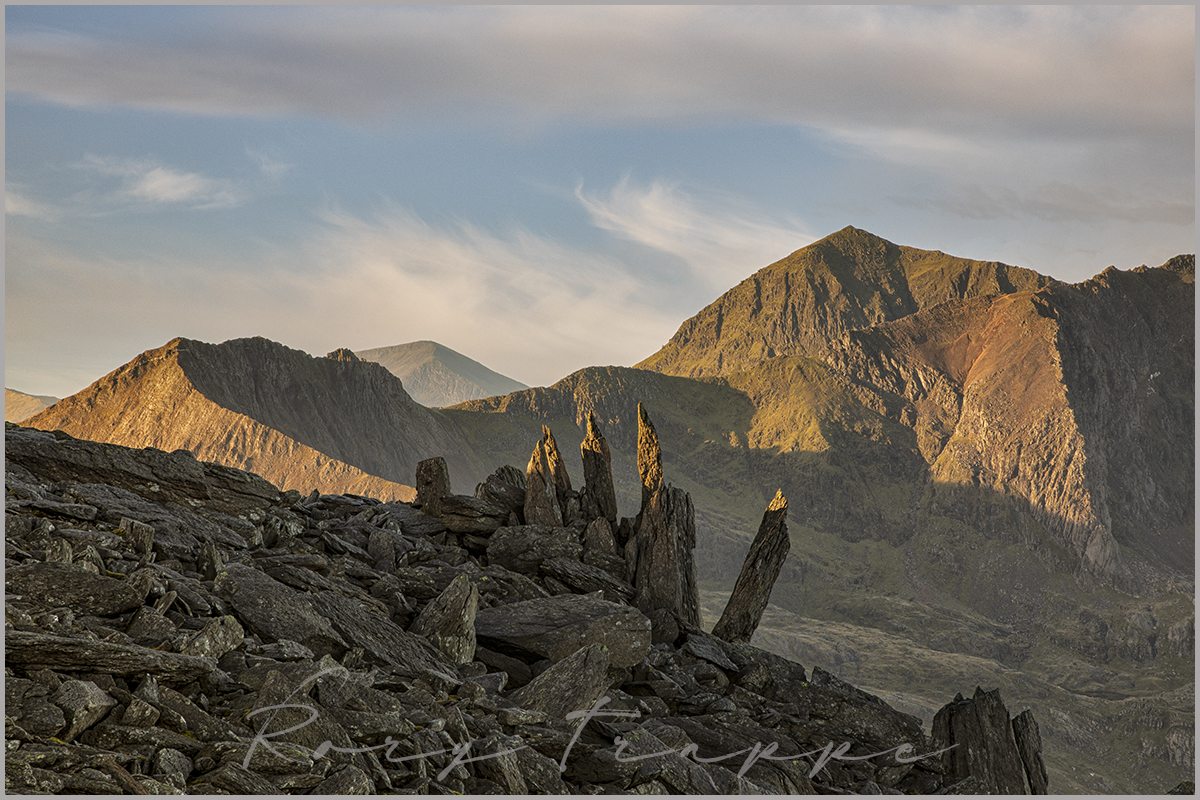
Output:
top-left (576, 177), bottom-right (813, 294)
top-left (75, 155), bottom-right (248, 209)
top-left (5, 185), bottom-right (59, 220)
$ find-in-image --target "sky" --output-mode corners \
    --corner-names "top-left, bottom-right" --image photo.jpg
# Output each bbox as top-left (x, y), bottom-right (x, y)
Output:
top-left (5, 5), bottom-right (1195, 399)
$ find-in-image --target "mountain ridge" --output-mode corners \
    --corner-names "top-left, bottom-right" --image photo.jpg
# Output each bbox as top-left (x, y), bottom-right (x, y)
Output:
top-left (15, 228), bottom-right (1194, 793)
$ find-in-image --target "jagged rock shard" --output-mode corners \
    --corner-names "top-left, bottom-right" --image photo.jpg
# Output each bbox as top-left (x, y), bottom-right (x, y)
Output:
top-left (409, 573), bottom-right (480, 664)
top-left (523, 438), bottom-right (563, 526)
top-left (711, 489), bottom-right (791, 644)
top-left (633, 485), bottom-right (701, 628)
top-left (414, 456), bottom-right (451, 517)
top-left (580, 413), bottom-right (618, 527)
top-left (1012, 709), bottom-right (1050, 794)
top-left (540, 425), bottom-right (572, 499)
top-left (636, 403), bottom-right (663, 508)
top-left (507, 643), bottom-right (611, 720)
top-left (932, 686), bottom-right (1032, 794)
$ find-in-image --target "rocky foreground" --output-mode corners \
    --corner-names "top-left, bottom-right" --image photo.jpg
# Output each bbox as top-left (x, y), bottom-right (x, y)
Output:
top-left (6, 420), bottom-right (1049, 795)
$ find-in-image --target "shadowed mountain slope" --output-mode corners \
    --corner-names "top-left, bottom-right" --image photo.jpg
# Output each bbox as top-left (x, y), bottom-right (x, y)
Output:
top-left (356, 340), bottom-right (527, 407)
top-left (23, 337), bottom-right (482, 500)
top-left (5, 388), bottom-right (58, 423)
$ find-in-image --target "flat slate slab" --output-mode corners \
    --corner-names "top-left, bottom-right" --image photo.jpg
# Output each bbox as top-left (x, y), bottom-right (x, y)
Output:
top-left (474, 593), bottom-right (651, 668)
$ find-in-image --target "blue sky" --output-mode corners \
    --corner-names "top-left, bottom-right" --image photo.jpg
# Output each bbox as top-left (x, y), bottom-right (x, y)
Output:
top-left (6, 5), bottom-right (1194, 398)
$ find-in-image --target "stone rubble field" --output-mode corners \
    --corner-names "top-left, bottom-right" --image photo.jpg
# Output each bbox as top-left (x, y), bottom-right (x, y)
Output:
top-left (5, 417), bottom-right (1047, 794)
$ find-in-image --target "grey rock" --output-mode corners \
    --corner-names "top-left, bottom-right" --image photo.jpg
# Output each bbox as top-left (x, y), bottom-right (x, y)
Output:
top-left (415, 456), bottom-right (452, 517)
top-left (50, 680), bottom-right (118, 741)
top-left (198, 762), bottom-right (278, 794)
top-left (470, 734), bottom-right (529, 793)
top-left (125, 605), bottom-right (179, 647)
top-left (475, 593), bottom-right (651, 668)
top-left (712, 488), bottom-right (790, 643)
top-left (1012, 708), bottom-right (1050, 794)
top-left (486, 524), bottom-right (582, 575)
top-left (932, 686), bottom-right (1030, 794)
top-left (6, 629), bottom-right (218, 684)
top-left (583, 516), bottom-right (619, 557)
top-left (120, 696), bottom-right (161, 728)
top-left (311, 764), bottom-right (374, 794)
top-left (523, 435), bottom-right (563, 526)
top-left (541, 556), bottom-right (636, 603)
top-left (631, 484), bottom-right (700, 627)
top-left (199, 539), bottom-right (223, 581)
top-left (580, 413), bottom-right (619, 528)
top-left (6, 678), bottom-right (67, 737)
top-left (309, 589), bottom-right (459, 676)
top-left (439, 494), bottom-right (508, 534)
top-left (6, 561), bottom-right (151, 616)
top-left (180, 615), bottom-right (244, 660)
top-left (410, 573), bottom-right (480, 663)
top-left (215, 562), bottom-right (346, 657)
top-left (636, 403), bottom-right (664, 508)
top-left (508, 643), bottom-right (611, 720)
top-left (474, 464), bottom-right (527, 519)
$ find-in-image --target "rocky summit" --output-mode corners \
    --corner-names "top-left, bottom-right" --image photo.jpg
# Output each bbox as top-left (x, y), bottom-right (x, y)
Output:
top-left (5, 421), bottom-right (1051, 795)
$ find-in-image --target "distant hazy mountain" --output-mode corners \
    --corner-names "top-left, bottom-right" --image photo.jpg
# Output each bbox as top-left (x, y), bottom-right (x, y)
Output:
top-left (355, 340), bottom-right (527, 407)
top-left (5, 388), bottom-right (58, 423)
top-left (23, 338), bottom-right (481, 501)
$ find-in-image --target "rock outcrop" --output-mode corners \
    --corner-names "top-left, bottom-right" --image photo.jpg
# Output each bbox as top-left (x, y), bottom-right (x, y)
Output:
top-left (4, 421), bottom-right (1050, 795)
top-left (523, 433), bottom-right (563, 526)
top-left (579, 412), bottom-right (618, 530)
top-left (712, 489), bottom-right (791, 643)
top-left (627, 405), bottom-right (700, 627)
top-left (932, 686), bottom-right (1048, 794)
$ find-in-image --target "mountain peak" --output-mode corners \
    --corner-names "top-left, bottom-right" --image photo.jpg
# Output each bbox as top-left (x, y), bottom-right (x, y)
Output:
top-left (637, 227), bottom-right (1055, 378)
top-left (356, 340), bottom-right (527, 407)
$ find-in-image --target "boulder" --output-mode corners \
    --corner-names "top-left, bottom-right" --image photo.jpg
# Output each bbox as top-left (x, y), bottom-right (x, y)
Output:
top-left (712, 489), bottom-right (791, 644)
top-left (475, 593), bottom-right (651, 668)
top-left (409, 573), bottom-right (480, 664)
top-left (486, 525), bottom-right (582, 575)
top-left (6, 630), bottom-right (218, 685)
top-left (414, 456), bottom-right (451, 517)
top-left (215, 562), bottom-right (346, 658)
top-left (49, 680), bottom-right (119, 742)
top-left (6, 562), bottom-right (151, 616)
top-left (439, 494), bottom-right (508, 534)
top-left (631, 484), bottom-right (700, 627)
top-left (474, 464), bottom-right (527, 520)
top-left (1012, 709), bottom-right (1049, 794)
top-left (583, 516), bottom-right (619, 557)
top-left (540, 556), bottom-right (636, 604)
top-left (308, 590), bottom-right (459, 676)
top-left (507, 643), bottom-right (611, 720)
